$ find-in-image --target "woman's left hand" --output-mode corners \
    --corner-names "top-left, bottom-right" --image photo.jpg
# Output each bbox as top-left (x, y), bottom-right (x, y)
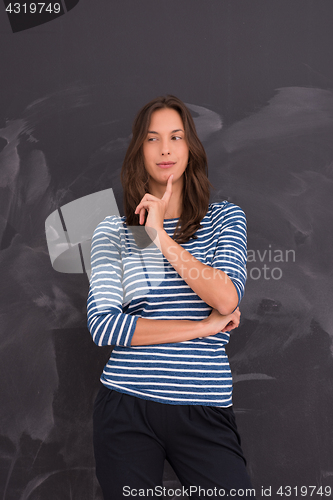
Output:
top-left (134, 174), bottom-right (173, 234)
top-left (220, 307), bottom-right (241, 332)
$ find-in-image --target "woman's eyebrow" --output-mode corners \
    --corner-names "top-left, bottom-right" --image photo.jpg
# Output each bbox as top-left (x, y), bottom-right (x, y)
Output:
top-left (147, 129), bottom-right (184, 134)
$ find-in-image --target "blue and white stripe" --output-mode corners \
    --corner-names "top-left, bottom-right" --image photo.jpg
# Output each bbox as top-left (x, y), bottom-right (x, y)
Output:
top-left (87, 201), bottom-right (247, 406)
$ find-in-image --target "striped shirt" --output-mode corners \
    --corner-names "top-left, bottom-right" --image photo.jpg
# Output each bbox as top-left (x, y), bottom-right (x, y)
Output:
top-left (87, 201), bottom-right (247, 407)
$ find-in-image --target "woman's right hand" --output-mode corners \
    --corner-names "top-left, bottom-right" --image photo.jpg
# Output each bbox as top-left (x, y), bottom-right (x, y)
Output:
top-left (202, 307), bottom-right (241, 336)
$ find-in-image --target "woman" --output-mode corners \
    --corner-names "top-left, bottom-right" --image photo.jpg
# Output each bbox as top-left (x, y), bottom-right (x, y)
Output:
top-left (87, 95), bottom-right (255, 499)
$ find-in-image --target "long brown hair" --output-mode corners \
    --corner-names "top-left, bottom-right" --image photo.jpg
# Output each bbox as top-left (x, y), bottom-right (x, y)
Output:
top-left (120, 95), bottom-right (213, 243)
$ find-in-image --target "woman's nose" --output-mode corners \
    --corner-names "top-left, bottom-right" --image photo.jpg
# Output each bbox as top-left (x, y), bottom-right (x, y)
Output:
top-left (161, 139), bottom-right (171, 156)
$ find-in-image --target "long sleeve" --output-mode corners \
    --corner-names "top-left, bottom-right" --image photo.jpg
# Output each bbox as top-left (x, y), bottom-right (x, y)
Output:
top-left (87, 217), bottom-right (138, 347)
top-left (211, 202), bottom-right (247, 308)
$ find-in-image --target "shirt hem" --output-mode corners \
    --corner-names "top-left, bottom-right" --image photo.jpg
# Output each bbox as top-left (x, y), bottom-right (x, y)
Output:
top-left (100, 379), bottom-right (233, 407)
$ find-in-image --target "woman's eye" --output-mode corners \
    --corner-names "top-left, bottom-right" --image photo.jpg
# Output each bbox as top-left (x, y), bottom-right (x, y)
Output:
top-left (147, 137), bottom-right (157, 142)
top-left (172, 135), bottom-right (182, 140)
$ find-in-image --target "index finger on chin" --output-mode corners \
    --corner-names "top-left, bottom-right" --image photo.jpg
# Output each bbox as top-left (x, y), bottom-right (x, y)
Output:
top-left (162, 174), bottom-right (173, 201)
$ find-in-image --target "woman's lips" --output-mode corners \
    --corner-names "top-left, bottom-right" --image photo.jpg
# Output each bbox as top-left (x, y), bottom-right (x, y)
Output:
top-left (157, 162), bottom-right (175, 169)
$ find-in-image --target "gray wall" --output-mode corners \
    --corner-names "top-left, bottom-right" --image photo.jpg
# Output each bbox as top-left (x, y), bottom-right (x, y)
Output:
top-left (1, 1), bottom-right (333, 498)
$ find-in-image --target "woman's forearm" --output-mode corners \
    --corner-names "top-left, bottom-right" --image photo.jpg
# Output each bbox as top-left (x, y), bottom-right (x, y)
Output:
top-left (153, 229), bottom-right (239, 315)
top-left (130, 306), bottom-right (240, 346)
top-left (131, 317), bottom-right (208, 346)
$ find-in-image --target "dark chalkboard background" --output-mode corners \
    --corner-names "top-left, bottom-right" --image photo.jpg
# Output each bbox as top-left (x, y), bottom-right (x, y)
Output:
top-left (1, 1), bottom-right (333, 499)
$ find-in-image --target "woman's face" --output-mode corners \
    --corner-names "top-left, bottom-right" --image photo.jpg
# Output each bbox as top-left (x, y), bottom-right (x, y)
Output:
top-left (142, 108), bottom-right (189, 191)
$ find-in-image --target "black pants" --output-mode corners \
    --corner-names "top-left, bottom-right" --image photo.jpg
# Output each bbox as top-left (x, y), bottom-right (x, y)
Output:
top-left (93, 384), bottom-right (256, 499)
